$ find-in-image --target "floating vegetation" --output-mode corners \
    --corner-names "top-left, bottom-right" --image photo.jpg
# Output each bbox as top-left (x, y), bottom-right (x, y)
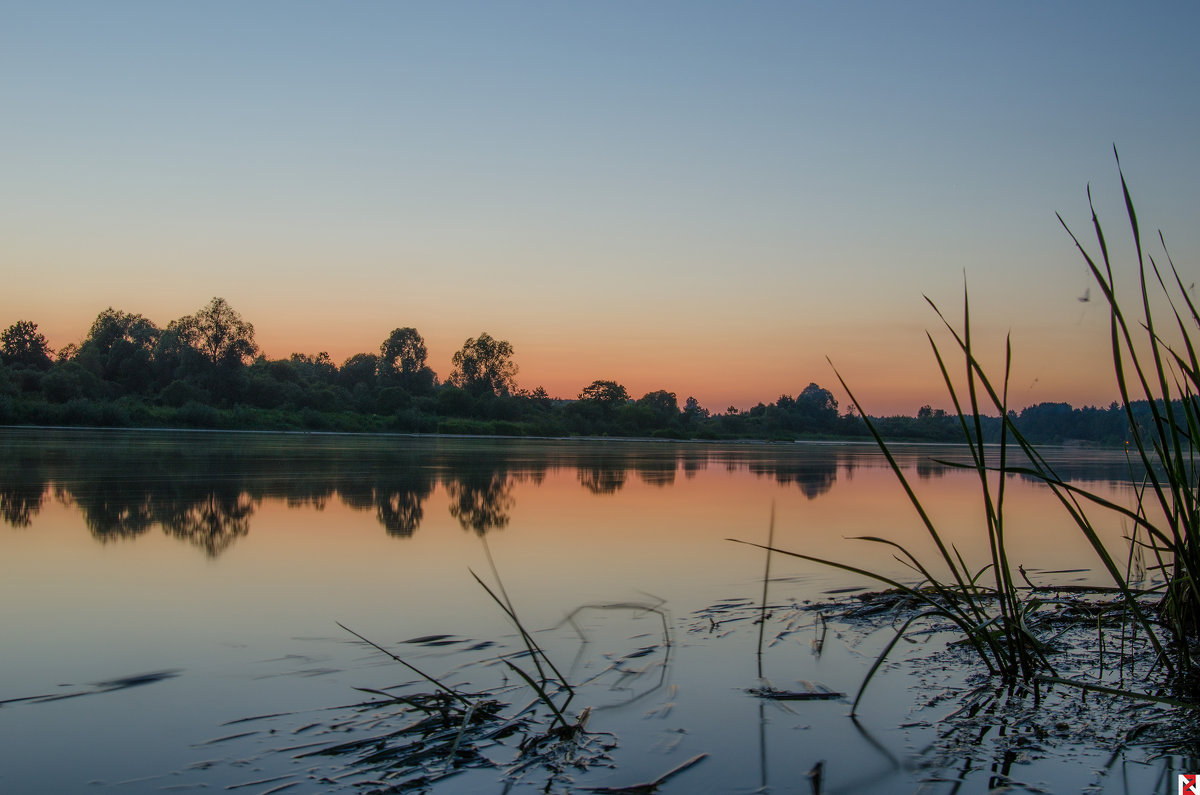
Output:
top-left (0, 669), bottom-right (180, 706)
top-left (694, 586), bottom-right (1200, 792)
top-left (156, 573), bottom-right (684, 794)
top-left (746, 682), bottom-right (843, 701)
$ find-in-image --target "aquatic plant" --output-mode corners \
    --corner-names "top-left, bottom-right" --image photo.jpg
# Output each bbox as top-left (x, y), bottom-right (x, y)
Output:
top-left (1040, 152), bottom-right (1200, 652)
top-left (334, 579), bottom-right (601, 791)
top-left (734, 151), bottom-right (1196, 710)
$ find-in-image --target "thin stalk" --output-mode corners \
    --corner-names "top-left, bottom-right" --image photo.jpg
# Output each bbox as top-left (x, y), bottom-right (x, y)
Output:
top-left (337, 622), bottom-right (473, 707)
top-left (756, 502), bottom-right (775, 680)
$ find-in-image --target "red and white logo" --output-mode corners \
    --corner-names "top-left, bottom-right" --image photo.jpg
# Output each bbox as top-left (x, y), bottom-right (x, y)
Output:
top-left (1180, 774), bottom-right (1200, 795)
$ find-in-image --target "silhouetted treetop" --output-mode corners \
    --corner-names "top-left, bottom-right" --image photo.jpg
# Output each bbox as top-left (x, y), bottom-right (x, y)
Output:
top-left (450, 332), bottom-right (517, 397)
top-left (379, 327), bottom-right (428, 378)
top-left (378, 327), bottom-right (436, 394)
top-left (579, 380), bottom-right (629, 406)
top-left (1, 320), bottom-right (53, 370)
top-left (169, 297), bottom-right (257, 367)
top-left (77, 308), bottom-right (161, 389)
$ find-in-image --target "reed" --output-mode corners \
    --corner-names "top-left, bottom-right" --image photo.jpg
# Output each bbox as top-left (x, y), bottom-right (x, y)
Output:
top-left (733, 151), bottom-right (1197, 710)
top-left (1039, 150), bottom-right (1200, 653)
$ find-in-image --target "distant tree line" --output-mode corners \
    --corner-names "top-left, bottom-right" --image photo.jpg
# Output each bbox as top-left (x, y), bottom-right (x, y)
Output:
top-left (0, 298), bottom-right (1151, 445)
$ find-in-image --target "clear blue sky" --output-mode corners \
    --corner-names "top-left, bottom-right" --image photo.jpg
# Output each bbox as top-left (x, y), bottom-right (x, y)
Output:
top-left (3, 1), bottom-right (1197, 413)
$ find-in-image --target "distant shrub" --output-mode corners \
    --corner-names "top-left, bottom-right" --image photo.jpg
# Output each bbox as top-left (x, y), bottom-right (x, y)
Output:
top-left (377, 386), bottom-right (411, 413)
top-left (175, 401), bottom-right (220, 428)
top-left (160, 380), bottom-right (208, 408)
top-left (436, 386), bottom-right (473, 417)
top-left (298, 407), bottom-right (329, 430)
top-left (437, 418), bottom-right (526, 436)
top-left (60, 398), bottom-right (103, 426)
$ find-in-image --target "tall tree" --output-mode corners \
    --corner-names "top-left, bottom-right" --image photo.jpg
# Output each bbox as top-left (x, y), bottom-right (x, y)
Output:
top-left (339, 353), bottom-right (379, 389)
top-left (378, 327), bottom-right (436, 394)
top-left (379, 327), bottom-right (427, 378)
top-left (449, 332), bottom-right (517, 396)
top-left (0, 320), bottom-right (53, 369)
top-left (682, 396), bottom-right (709, 423)
top-left (794, 382), bottom-right (839, 431)
top-left (637, 390), bottom-right (680, 424)
top-left (579, 380), bottom-right (630, 407)
top-left (77, 308), bottom-right (161, 390)
top-left (169, 297), bottom-right (257, 367)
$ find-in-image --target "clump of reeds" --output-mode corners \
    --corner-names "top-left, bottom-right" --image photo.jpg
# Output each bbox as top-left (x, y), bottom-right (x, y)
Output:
top-left (333, 572), bottom-right (599, 789)
top-left (1046, 150), bottom-right (1200, 654)
top-left (734, 150), bottom-right (1198, 710)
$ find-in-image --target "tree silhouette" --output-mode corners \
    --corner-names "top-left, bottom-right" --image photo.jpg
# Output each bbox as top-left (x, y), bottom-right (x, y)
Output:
top-left (1, 320), bottom-right (53, 370)
top-left (379, 327), bottom-right (436, 395)
top-left (449, 332), bottom-right (517, 396)
top-left (77, 308), bottom-right (161, 392)
top-left (169, 297), bottom-right (257, 367)
top-left (379, 327), bottom-right (427, 377)
top-left (579, 380), bottom-right (629, 407)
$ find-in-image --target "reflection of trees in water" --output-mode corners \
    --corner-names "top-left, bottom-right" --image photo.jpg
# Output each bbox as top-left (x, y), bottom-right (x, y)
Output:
top-left (75, 488), bottom-right (156, 541)
top-left (287, 494), bottom-right (327, 510)
top-left (0, 445), bottom-right (48, 528)
top-left (159, 490), bottom-right (255, 558)
top-left (331, 471), bottom-right (436, 538)
top-left (578, 465), bottom-right (627, 495)
top-left (748, 461), bottom-right (837, 499)
top-left (916, 458), bottom-right (948, 480)
top-left (69, 477), bottom-right (255, 556)
top-left (446, 471), bottom-right (515, 535)
top-left (636, 460), bottom-right (677, 487)
top-left (337, 482), bottom-right (376, 513)
top-left (2, 430), bottom-right (1163, 558)
top-left (374, 473), bottom-right (436, 538)
top-left (0, 480), bottom-right (46, 528)
top-left (681, 452), bottom-right (706, 479)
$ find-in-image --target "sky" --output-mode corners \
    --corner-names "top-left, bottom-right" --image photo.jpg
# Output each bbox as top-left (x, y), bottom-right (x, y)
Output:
top-left (2, 1), bottom-right (1198, 415)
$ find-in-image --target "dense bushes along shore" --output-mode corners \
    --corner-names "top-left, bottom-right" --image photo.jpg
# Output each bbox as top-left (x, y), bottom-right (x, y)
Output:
top-left (0, 302), bottom-right (1141, 444)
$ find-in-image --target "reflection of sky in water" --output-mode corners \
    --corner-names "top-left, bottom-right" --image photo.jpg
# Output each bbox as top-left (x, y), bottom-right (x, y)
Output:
top-left (0, 429), bottom-right (1159, 793)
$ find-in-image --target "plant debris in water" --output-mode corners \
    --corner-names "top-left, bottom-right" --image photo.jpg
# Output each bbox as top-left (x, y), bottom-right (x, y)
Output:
top-left (696, 585), bottom-right (1200, 792)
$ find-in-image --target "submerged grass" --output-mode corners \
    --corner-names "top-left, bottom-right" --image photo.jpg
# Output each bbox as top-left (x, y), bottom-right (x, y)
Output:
top-left (321, 568), bottom-right (685, 793)
top-left (331, 573), bottom-right (604, 792)
top-left (733, 151), bottom-right (1199, 712)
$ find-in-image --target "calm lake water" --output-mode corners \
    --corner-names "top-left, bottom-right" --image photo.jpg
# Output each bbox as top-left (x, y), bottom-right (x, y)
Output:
top-left (0, 428), bottom-right (1179, 793)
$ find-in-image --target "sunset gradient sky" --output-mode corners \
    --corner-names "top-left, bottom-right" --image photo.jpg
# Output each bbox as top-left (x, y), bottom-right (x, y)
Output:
top-left (3, 2), bottom-right (1198, 414)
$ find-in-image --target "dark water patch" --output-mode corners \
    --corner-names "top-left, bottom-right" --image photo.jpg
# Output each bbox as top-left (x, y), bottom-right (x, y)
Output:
top-left (1, 669), bottom-right (181, 706)
top-left (748, 681), bottom-right (843, 701)
top-left (401, 634), bottom-right (460, 646)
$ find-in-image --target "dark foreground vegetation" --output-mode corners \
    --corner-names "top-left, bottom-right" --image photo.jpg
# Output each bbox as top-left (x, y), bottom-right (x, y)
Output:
top-left (0, 300), bottom-right (1159, 445)
top-left (735, 155), bottom-right (1200, 722)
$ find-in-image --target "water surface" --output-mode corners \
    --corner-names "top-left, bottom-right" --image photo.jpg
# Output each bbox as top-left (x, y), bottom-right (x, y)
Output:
top-left (0, 429), bottom-right (1168, 793)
